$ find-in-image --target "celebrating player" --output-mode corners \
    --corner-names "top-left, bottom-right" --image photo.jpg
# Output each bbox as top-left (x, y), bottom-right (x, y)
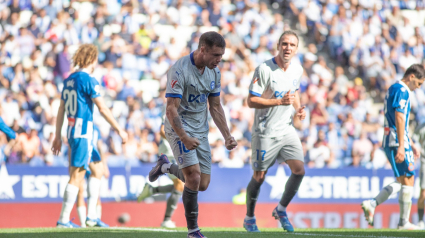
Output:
top-left (52, 44), bottom-right (128, 228)
top-left (148, 31), bottom-right (237, 238)
top-left (361, 64), bottom-right (425, 230)
top-left (243, 30), bottom-right (306, 233)
top-left (137, 104), bottom-right (184, 228)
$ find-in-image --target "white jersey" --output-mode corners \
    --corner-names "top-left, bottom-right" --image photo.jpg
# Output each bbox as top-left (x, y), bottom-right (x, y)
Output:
top-left (249, 58), bottom-right (303, 137)
top-left (158, 105), bottom-right (173, 158)
top-left (413, 122), bottom-right (425, 163)
top-left (164, 52), bottom-right (221, 136)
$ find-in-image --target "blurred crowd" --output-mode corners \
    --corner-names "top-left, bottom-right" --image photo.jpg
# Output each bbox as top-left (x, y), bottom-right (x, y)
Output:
top-left (0, 0), bottom-right (425, 170)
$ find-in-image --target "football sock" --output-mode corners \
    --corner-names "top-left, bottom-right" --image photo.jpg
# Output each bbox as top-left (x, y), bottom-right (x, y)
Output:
top-left (153, 185), bottom-right (174, 194)
top-left (97, 205), bottom-right (102, 219)
top-left (399, 185), bottom-right (413, 227)
top-left (161, 163), bottom-right (172, 173)
top-left (164, 189), bottom-right (182, 221)
top-left (183, 186), bottom-right (199, 232)
top-left (280, 173), bottom-right (304, 208)
top-left (375, 182), bottom-right (401, 206)
top-left (419, 208), bottom-right (424, 222)
top-left (59, 183), bottom-right (79, 224)
top-left (277, 203), bottom-right (286, 212)
top-left (87, 177), bottom-right (101, 220)
top-left (244, 215), bottom-right (255, 221)
top-left (246, 177), bottom-right (262, 217)
top-left (77, 206), bottom-right (87, 227)
top-left (169, 164), bottom-right (185, 182)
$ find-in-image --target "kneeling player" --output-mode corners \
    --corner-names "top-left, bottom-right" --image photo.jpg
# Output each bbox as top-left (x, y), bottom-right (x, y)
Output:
top-left (361, 64), bottom-right (425, 230)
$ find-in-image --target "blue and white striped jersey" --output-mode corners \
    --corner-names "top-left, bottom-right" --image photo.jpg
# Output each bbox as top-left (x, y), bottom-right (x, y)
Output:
top-left (383, 81), bottom-right (411, 148)
top-left (61, 69), bottom-right (101, 140)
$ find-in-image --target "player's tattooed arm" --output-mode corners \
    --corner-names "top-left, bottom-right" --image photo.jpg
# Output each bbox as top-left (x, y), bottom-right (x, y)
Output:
top-left (208, 96), bottom-right (237, 150)
top-left (166, 97), bottom-right (200, 150)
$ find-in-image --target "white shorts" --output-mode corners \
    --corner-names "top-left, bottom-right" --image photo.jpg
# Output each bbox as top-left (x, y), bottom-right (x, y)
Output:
top-left (166, 132), bottom-right (212, 175)
top-left (251, 127), bottom-right (304, 171)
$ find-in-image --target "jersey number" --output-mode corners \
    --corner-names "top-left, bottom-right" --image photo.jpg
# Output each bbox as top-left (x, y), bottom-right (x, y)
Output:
top-left (63, 89), bottom-right (77, 116)
top-left (177, 141), bottom-right (191, 154)
top-left (256, 150), bottom-right (266, 161)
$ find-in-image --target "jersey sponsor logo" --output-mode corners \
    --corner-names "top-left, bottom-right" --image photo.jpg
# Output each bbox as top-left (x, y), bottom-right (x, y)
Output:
top-left (210, 81), bottom-right (215, 90)
top-left (274, 90), bottom-right (295, 99)
top-left (175, 71), bottom-right (180, 77)
top-left (171, 80), bottom-right (178, 88)
top-left (253, 77), bottom-right (259, 84)
top-left (66, 80), bottom-right (74, 88)
top-left (189, 94), bottom-right (207, 103)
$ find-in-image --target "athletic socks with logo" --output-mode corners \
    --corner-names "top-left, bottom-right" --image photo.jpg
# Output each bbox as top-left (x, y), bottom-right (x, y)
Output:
top-left (167, 164), bottom-right (186, 182)
top-left (164, 189), bottom-right (182, 221)
top-left (183, 186), bottom-right (199, 233)
top-left (246, 177), bottom-right (262, 217)
top-left (280, 173), bottom-right (304, 208)
top-left (399, 185), bottom-right (413, 226)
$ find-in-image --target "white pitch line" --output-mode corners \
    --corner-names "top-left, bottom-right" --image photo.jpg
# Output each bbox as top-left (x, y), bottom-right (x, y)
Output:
top-left (108, 227), bottom-right (184, 232)
top-left (292, 233), bottom-right (408, 238)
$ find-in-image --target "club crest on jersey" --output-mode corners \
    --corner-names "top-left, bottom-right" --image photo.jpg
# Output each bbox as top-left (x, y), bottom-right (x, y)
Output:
top-left (66, 80), bottom-right (74, 88)
top-left (293, 79), bottom-right (298, 87)
top-left (408, 162), bottom-right (414, 171)
top-left (210, 81), bottom-right (215, 90)
top-left (178, 157), bottom-right (184, 164)
top-left (171, 80), bottom-right (178, 88)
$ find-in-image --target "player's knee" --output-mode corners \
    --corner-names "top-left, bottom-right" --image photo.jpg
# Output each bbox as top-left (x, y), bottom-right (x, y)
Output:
top-left (185, 171), bottom-right (201, 185)
top-left (291, 164), bottom-right (305, 176)
top-left (199, 183), bottom-right (209, 191)
top-left (253, 172), bottom-right (266, 183)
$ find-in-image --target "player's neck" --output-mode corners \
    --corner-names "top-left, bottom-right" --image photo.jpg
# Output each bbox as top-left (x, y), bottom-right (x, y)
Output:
top-left (275, 56), bottom-right (290, 71)
top-left (192, 50), bottom-right (206, 71)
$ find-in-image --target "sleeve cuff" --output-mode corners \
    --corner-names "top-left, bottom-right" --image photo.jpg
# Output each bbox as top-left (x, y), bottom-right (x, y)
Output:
top-left (91, 94), bottom-right (101, 99)
top-left (395, 108), bottom-right (405, 113)
top-left (249, 90), bottom-right (262, 97)
top-left (209, 92), bottom-right (220, 97)
top-left (166, 93), bottom-right (182, 99)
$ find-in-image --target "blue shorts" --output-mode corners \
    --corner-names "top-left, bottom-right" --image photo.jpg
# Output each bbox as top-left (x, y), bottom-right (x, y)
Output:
top-left (69, 138), bottom-right (101, 170)
top-left (384, 147), bottom-right (415, 177)
top-left (84, 147), bottom-right (101, 180)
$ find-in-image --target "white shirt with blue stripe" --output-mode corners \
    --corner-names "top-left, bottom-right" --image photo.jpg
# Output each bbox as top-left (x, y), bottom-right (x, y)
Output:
top-left (248, 58), bottom-right (303, 137)
top-left (383, 81), bottom-right (411, 149)
top-left (164, 52), bottom-right (221, 136)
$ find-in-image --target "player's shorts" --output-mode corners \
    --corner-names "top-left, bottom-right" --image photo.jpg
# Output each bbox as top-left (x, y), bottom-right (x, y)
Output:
top-left (419, 159), bottom-right (425, 189)
top-left (251, 127), bottom-right (304, 171)
top-left (166, 132), bottom-right (211, 175)
top-left (84, 147), bottom-right (102, 180)
top-left (384, 146), bottom-right (415, 178)
top-left (69, 138), bottom-right (100, 170)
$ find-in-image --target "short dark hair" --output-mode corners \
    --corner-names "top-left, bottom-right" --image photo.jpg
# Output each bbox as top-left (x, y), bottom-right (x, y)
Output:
top-left (278, 30), bottom-right (299, 46)
top-left (198, 31), bottom-right (226, 50)
top-left (404, 64), bottom-right (425, 79)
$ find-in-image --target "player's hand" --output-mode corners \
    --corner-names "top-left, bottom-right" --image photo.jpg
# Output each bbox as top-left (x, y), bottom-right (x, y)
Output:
top-left (280, 91), bottom-right (295, 105)
top-left (395, 146), bottom-right (405, 163)
top-left (181, 135), bottom-right (200, 150)
top-left (225, 136), bottom-right (238, 150)
top-left (412, 143), bottom-right (421, 159)
top-left (119, 130), bottom-right (128, 144)
top-left (51, 137), bottom-right (62, 156)
top-left (296, 106), bottom-right (306, 120)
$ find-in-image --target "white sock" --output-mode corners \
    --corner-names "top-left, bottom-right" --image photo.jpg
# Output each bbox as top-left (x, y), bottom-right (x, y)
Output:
top-left (96, 205), bottom-right (102, 219)
top-left (277, 203), bottom-right (286, 212)
top-left (59, 183), bottom-right (79, 224)
top-left (77, 206), bottom-right (87, 227)
top-left (87, 177), bottom-right (101, 220)
top-left (161, 163), bottom-right (171, 173)
top-left (370, 199), bottom-right (377, 208)
top-left (188, 228), bottom-right (200, 234)
top-left (399, 185), bottom-right (413, 226)
top-left (245, 215), bottom-right (255, 221)
top-left (374, 181), bottom-right (401, 206)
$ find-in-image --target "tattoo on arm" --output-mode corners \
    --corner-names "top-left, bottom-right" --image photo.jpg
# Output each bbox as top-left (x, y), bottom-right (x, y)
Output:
top-left (173, 116), bottom-right (183, 129)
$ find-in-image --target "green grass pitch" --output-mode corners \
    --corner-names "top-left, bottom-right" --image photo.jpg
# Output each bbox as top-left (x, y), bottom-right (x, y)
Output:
top-left (0, 227), bottom-right (424, 238)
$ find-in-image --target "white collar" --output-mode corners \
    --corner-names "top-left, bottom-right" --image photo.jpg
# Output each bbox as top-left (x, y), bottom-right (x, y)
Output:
top-left (80, 68), bottom-right (92, 75)
top-left (399, 81), bottom-right (411, 93)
